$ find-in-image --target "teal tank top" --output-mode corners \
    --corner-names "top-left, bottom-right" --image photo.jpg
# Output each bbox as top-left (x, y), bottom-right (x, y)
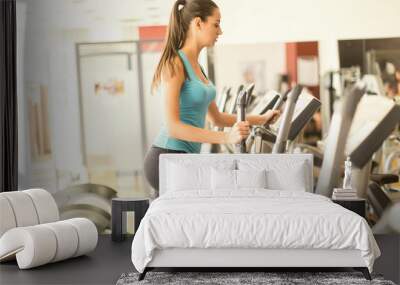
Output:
top-left (153, 50), bottom-right (216, 153)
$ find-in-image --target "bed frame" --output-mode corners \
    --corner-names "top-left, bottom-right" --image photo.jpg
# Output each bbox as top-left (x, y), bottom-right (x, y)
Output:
top-left (139, 154), bottom-right (372, 281)
top-left (140, 248), bottom-right (370, 280)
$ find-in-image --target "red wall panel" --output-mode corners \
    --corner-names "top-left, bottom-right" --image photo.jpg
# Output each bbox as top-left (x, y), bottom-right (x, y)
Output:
top-left (138, 25), bottom-right (167, 52)
top-left (285, 41), bottom-right (319, 98)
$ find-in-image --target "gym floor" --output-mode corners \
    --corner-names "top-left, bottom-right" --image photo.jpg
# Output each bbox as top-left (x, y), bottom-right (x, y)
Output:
top-left (0, 234), bottom-right (398, 285)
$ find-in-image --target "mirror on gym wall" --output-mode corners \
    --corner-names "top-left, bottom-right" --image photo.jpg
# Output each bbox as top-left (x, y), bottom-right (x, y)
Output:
top-left (338, 37), bottom-right (400, 99)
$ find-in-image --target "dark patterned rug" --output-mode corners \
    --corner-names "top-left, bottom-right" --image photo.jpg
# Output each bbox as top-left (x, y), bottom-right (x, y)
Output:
top-left (116, 271), bottom-right (396, 285)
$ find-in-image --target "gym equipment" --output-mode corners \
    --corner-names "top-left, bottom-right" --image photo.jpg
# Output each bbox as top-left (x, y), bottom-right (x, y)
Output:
top-left (316, 80), bottom-right (400, 234)
top-left (248, 90), bottom-right (286, 116)
top-left (315, 82), bottom-right (366, 197)
top-left (235, 84), bottom-right (254, 153)
top-left (227, 85), bottom-right (245, 115)
top-left (320, 67), bottom-right (361, 137)
top-left (235, 88), bottom-right (247, 153)
top-left (272, 85), bottom-right (303, 153)
top-left (345, 95), bottom-right (400, 198)
top-left (248, 87), bottom-right (320, 154)
top-left (217, 87), bottom-right (231, 112)
top-left (53, 183), bottom-right (117, 233)
top-left (244, 90), bottom-right (287, 153)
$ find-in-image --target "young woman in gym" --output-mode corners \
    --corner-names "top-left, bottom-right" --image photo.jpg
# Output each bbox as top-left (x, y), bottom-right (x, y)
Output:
top-left (144, 0), bottom-right (280, 196)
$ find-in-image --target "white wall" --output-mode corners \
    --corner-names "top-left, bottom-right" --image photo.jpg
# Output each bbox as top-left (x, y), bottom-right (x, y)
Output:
top-left (214, 43), bottom-right (286, 92)
top-left (214, 0), bottom-right (400, 74)
top-left (215, 0), bottom-right (400, 43)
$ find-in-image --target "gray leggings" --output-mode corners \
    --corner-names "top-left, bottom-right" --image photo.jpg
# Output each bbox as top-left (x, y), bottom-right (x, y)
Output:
top-left (143, 146), bottom-right (187, 196)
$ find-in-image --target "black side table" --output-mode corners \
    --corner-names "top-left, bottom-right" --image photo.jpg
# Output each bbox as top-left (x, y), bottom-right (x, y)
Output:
top-left (112, 198), bottom-right (149, 242)
top-left (332, 198), bottom-right (366, 218)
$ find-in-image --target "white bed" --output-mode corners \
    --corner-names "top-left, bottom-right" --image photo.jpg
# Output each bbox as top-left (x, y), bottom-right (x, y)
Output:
top-left (131, 154), bottom-right (380, 280)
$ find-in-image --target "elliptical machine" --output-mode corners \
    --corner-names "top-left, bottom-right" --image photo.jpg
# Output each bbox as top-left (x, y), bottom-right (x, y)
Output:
top-left (236, 85), bottom-right (304, 154)
top-left (245, 86), bottom-right (320, 154)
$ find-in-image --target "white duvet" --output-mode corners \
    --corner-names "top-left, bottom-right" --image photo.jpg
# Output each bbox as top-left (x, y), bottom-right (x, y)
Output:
top-left (131, 190), bottom-right (380, 273)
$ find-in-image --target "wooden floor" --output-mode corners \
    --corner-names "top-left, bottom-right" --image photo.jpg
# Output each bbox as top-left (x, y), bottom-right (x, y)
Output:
top-left (0, 234), bottom-right (398, 285)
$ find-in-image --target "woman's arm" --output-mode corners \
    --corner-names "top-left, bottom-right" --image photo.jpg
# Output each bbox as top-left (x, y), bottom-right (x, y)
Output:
top-left (207, 101), bottom-right (280, 128)
top-left (163, 59), bottom-right (248, 144)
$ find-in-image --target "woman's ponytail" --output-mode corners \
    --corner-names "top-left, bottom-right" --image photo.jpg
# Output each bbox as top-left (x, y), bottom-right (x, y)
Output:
top-left (171, 0), bottom-right (186, 49)
top-left (151, 0), bottom-right (218, 93)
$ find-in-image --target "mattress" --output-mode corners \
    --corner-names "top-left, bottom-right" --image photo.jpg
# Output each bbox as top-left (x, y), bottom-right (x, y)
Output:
top-left (131, 190), bottom-right (380, 273)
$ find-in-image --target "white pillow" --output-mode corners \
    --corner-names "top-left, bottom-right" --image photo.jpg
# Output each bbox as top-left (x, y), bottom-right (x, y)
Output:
top-left (167, 160), bottom-right (236, 192)
top-left (238, 159), bottom-right (309, 191)
top-left (211, 168), bottom-right (267, 190)
top-left (236, 169), bottom-right (267, 189)
top-left (266, 161), bottom-right (307, 191)
top-left (167, 162), bottom-right (210, 191)
top-left (211, 168), bottom-right (236, 190)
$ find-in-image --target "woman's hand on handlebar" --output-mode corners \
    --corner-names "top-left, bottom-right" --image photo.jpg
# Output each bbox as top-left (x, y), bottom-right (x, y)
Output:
top-left (262, 110), bottom-right (281, 125)
top-left (225, 121), bottom-right (250, 144)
